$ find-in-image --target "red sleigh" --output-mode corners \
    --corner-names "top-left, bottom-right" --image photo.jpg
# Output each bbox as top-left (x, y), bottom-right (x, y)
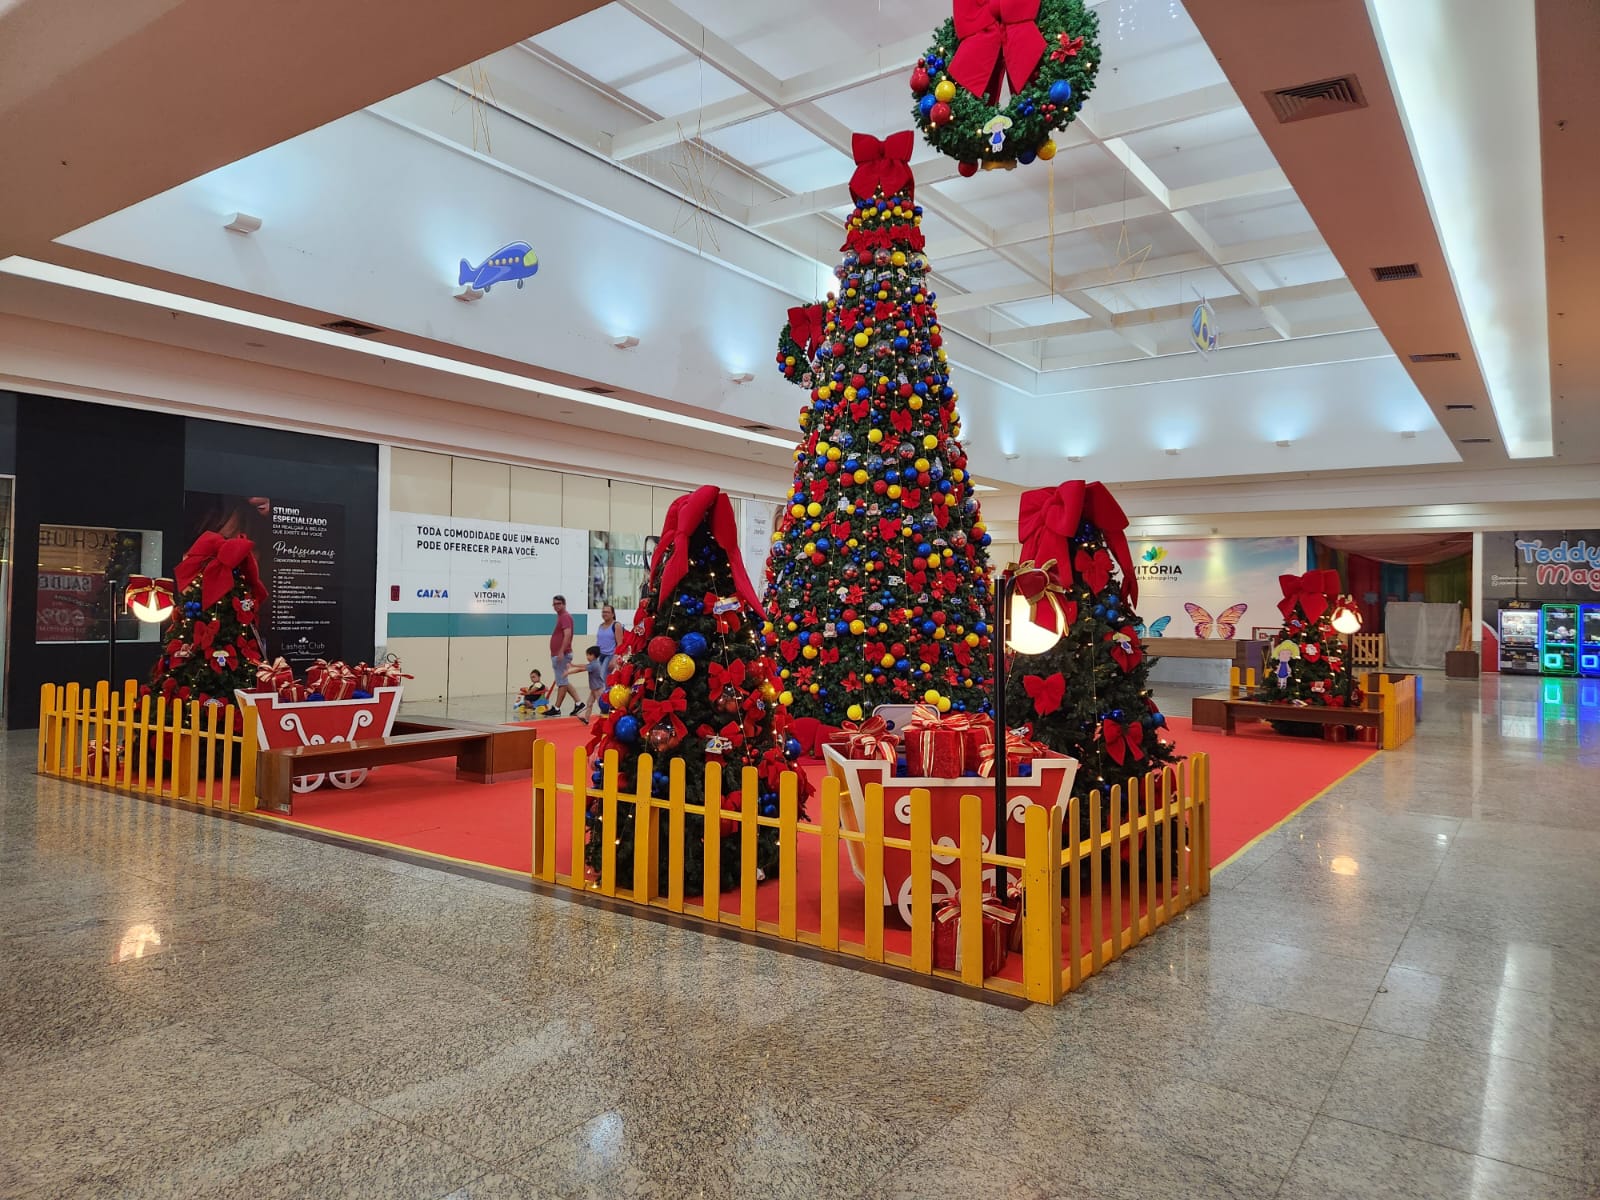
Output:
top-left (235, 686), bottom-right (403, 793)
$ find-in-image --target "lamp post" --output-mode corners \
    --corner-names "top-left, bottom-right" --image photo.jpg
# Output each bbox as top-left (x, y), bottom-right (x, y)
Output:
top-left (991, 567), bottom-right (1065, 897)
top-left (121, 576), bottom-right (177, 685)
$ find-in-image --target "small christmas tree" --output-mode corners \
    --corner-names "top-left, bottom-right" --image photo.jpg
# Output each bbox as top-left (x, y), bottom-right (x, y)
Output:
top-left (1004, 481), bottom-right (1178, 844)
top-left (149, 532), bottom-right (268, 707)
top-left (763, 131), bottom-right (994, 724)
top-left (585, 487), bottom-right (809, 895)
top-left (1258, 569), bottom-right (1363, 709)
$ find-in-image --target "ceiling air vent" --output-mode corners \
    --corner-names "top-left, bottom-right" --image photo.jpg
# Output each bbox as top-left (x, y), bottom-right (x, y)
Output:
top-left (1445, 403), bottom-right (1476, 411)
top-left (1264, 75), bottom-right (1367, 124)
top-left (741, 422), bottom-right (781, 434)
top-left (1409, 352), bottom-right (1460, 363)
top-left (320, 318), bottom-right (382, 337)
top-left (1459, 437), bottom-right (1493, 444)
top-left (1371, 262), bottom-right (1422, 282)
top-left (579, 385), bottom-right (616, 395)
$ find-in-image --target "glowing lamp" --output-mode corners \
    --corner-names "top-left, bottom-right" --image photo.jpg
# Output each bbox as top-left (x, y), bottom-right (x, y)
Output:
top-left (126, 576), bottom-right (176, 623)
top-left (1006, 587), bottom-right (1063, 655)
top-left (1330, 597), bottom-right (1363, 635)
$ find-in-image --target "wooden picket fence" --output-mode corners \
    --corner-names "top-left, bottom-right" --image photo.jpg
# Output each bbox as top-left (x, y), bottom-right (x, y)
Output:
top-left (36, 680), bottom-right (260, 812)
top-left (533, 740), bottom-right (1210, 1004)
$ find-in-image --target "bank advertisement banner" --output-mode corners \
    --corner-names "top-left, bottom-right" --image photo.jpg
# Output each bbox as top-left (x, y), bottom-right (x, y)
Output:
top-left (1127, 536), bottom-right (1305, 641)
top-left (387, 513), bottom-right (592, 638)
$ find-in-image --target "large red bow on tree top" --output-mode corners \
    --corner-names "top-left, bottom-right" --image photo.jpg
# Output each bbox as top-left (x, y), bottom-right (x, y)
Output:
top-left (786, 304), bottom-right (827, 354)
top-left (950, 0), bottom-right (1049, 106)
top-left (1277, 569), bottom-right (1342, 622)
top-left (649, 486), bottom-right (762, 612)
top-left (174, 531), bottom-right (269, 611)
top-left (848, 131), bottom-right (916, 204)
top-left (1017, 480), bottom-right (1138, 606)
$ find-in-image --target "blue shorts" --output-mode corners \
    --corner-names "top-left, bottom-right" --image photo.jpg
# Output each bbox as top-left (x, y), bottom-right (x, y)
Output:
top-left (551, 653), bottom-right (572, 680)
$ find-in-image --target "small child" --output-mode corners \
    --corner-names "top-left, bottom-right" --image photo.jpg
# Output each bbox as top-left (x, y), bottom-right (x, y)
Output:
top-left (579, 646), bottom-right (607, 725)
top-left (515, 669), bottom-right (551, 716)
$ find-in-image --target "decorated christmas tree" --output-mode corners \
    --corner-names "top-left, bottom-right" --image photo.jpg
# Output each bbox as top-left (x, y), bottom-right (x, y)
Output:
top-left (1258, 569), bottom-right (1363, 708)
top-left (1004, 481), bottom-right (1177, 842)
top-left (763, 131), bottom-right (994, 725)
top-left (586, 486), bottom-right (809, 895)
top-left (148, 532), bottom-right (269, 707)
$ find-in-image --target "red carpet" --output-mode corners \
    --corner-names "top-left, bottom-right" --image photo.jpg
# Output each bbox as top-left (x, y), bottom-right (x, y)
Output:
top-left (266, 714), bottom-right (1375, 976)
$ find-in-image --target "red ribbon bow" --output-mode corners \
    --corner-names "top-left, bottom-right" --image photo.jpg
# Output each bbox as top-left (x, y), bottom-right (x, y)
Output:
top-left (842, 223), bottom-right (927, 254)
top-left (949, 0), bottom-right (1048, 106)
top-left (848, 131), bottom-right (916, 204)
top-left (1277, 569), bottom-right (1342, 622)
top-left (786, 303), bottom-right (827, 354)
top-left (649, 486), bottom-right (762, 613)
top-left (827, 715), bottom-right (899, 763)
top-left (707, 659), bottom-right (748, 695)
top-left (1021, 672), bottom-right (1066, 716)
top-left (977, 730), bottom-right (1049, 778)
top-left (1017, 480), bottom-right (1138, 605)
top-left (174, 531), bottom-right (269, 611)
top-left (1102, 717), bottom-right (1145, 766)
top-left (641, 692), bottom-right (689, 740)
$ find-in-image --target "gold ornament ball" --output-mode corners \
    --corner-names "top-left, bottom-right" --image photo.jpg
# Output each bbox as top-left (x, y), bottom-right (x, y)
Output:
top-left (846, 703), bottom-right (864, 722)
top-left (667, 653), bottom-right (696, 682)
top-left (1037, 140), bottom-right (1057, 161)
top-left (608, 684), bottom-right (631, 709)
top-left (933, 79), bottom-right (956, 103)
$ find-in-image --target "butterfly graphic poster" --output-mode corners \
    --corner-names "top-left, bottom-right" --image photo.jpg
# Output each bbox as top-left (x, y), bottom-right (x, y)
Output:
top-left (1127, 536), bottom-right (1305, 643)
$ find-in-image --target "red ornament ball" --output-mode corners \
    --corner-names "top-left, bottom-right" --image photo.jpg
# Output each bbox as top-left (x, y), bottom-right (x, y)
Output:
top-left (647, 636), bottom-right (677, 663)
top-left (957, 160), bottom-right (978, 178)
top-left (910, 67), bottom-right (930, 93)
top-left (930, 101), bottom-right (952, 126)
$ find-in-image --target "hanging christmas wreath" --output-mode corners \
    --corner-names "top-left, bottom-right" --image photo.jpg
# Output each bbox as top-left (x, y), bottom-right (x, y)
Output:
top-left (775, 302), bottom-right (826, 388)
top-left (911, 0), bottom-right (1101, 173)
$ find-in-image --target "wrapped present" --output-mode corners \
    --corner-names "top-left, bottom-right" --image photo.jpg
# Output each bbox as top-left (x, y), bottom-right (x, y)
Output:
top-left (85, 739), bottom-right (124, 777)
top-left (320, 662), bottom-right (357, 702)
top-left (903, 704), bottom-right (967, 778)
top-left (944, 712), bottom-right (993, 767)
top-left (279, 681), bottom-right (310, 703)
top-left (825, 715), bottom-right (899, 763)
top-left (931, 893), bottom-right (1015, 976)
top-left (256, 656), bottom-right (295, 696)
top-left (977, 730), bottom-right (1051, 779)
top-left (304, 658), bottom-right (331, 694)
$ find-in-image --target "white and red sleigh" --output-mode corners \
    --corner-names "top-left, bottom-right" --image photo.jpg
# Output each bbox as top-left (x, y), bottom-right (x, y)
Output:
top-left (235, 687), bottom-right (403, 793)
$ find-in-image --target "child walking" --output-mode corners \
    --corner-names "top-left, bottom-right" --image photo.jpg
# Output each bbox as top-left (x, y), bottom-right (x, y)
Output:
top-left (578, 646), bottom-right (607, 725)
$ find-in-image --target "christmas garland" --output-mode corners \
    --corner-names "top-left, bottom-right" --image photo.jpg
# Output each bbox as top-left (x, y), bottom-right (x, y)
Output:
top-left (911, 0), bottom-right (1101, 171)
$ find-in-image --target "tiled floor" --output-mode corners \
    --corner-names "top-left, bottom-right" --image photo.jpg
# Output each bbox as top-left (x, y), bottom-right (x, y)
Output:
top-left (2, 672), bottom-right (1597, 1198)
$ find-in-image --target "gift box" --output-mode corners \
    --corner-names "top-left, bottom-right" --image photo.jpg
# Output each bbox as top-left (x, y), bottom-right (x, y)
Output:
top-left (932, 893), bottom-right (1015, 976)
top-left (977, 730), bottom-right (1049, 779)
top-left (257, 656), bottom-right (295, 697)
top-left (304, 658), bottom-right (331, 695)
top-left (321, 664), bottom-right (357, 702)
top-left (825, 715), bottom-right (899, 763)
top-left (903, 704), bottom-right (970, 777)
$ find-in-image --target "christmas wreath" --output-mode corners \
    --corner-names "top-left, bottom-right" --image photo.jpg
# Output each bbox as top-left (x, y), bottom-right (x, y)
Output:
top-left (911, 0), bottom-right (1101, 172)
top-left (775, 302), bottom-right (826, 388)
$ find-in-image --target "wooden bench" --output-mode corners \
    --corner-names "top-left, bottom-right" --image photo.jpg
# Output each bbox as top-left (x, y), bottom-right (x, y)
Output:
top-left (1222, 697), bottom-right (1382, 739)
top-left (260, 730), bottom-right (490, 812)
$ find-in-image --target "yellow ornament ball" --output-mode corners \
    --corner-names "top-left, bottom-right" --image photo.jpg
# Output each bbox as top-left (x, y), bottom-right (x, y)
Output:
top-left (849, 618), bottom-right (865, 635)
top-left (667, 653), bottom-right (696, 682)
top-left (909, 396), bottom-right (923, 410)
top-left (853, 332), bottom-right (870, 348)
top-left (802, 644), bottom-right (818, 659)
top-left (846, 703), bottom-right (864, 722)
top-left (887, 484), bottom-right (902, 500)
top-left (808, 683), bottom-right (820, 694)
top-left (891, 250), bottom-right (906, 266)
top-left (806, 502), bottom-right (822, 517)
top-left (868, 429), bottom-right (884, 443)
top-left (915, 457), bottom-right (930, 472)
top-left (853, 469), bottom-right (869, 484)
top-left (779, 690), bottom-right (795, 706)
top-left (880, 653), bottom-right (896, 669)
top-left (826, 446), bottom-right (841, 461)
top-left (934, 79), bottom-right (956, 103)
top-left (923, 689), bottom-right (942, 705)
top-left (966, 632), bottom-right (981, 647)
top-left (937, 696), bottom-right (952, 712)
top-left (608, 684), bottom-right (631, 709)
top-left (923, 434), bottom-right (938, 450)
top-left (1037, 139), bottom-right (1057, 161)
top-left (790, 503), bottom-right (806, 518)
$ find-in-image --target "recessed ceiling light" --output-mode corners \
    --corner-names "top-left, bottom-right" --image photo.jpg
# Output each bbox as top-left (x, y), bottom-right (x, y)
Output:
top-left (1275, 439), bottom-right (1292, 448)
top-left (1400, 430), bottom-right (1417, 439)
top-left (1164, 448), bottom-right (1181, 456)
top-left (223, 213), bottom-right (262, 235)
top-left (1067, 455), bottom-right (1083, 463)
top-left (1004, 452), bottom-right (1020, 461)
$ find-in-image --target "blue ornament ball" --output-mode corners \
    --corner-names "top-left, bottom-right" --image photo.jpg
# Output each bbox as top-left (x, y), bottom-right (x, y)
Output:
top-left (680, 631), bottom-right (708, 658)
top-left (616, 715), bottom-right (640, 743)
top-left (1049, 79), bottom-right (1074, 105)
top-left (1153, 713), bottom-right (1167, 728)
top-left (979, 532), bottom-right (992, 547)
top-left (785, 736), bottom-right (802, 758)
top-left (1017, 148), bottom-right (1037, 165)
top-left (918, 94), bottom-right (936, 117)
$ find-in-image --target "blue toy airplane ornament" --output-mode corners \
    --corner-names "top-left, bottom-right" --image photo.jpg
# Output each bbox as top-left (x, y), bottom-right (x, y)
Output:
top-left (459, 242), bottom-right (539, 291)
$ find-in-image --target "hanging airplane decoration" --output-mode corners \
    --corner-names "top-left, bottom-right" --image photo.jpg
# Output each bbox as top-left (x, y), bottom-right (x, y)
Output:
top-left (458, 241), bottom-right (540, 293)
top-left (1190, 298), bottom-right (1218, 355)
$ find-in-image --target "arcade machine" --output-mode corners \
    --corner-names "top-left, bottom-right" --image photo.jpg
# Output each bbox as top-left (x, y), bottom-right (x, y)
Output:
top-left (1540, 602), bottom-right (1579, 676)
top-left (1496, 601), bottom-right (1541, 674)
top-left (1579, 603), bottom-right (1600, 678)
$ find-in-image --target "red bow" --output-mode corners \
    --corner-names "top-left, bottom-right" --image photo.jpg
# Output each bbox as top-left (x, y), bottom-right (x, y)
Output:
top-left (827, 715), bottom-right (898, 763)
top-left (191, 618), bottom-right (220, 656)
top-left (1022, 672), bottom-right (1066, 716)
top-left (842, 223), bottom-right (927, 254)
top-left (949, 0), bottom-right (1048, 106)
top-left (704, 592), bottom-right (743, 634)
top-left (641, 692), bottom-right (688, 740)
top-left (1107, 626), bottom-right (1142, 673)
top-left (1102, 717), bottom-right (1145, 765)
top-left (650, 486), bottom-right (762, 613)
top-left (786, 303), bottom-right (827, 354)
top-left (848, 131), bottom-right (916, 204)
top-left (1277, 569), bottom-right (1341, 622)
top-left (707, 659), bottom-right (748, 695)
top-left (174, 531), bottom-right (269, 611)
top-left (1017, 480), bottom-right (1138, 605)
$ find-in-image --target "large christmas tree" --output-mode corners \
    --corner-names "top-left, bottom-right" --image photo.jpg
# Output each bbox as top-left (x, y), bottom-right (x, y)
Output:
top-left (763, 131), bottom-right (993, 725)
top-left (149, 532), bottom-right (268, 706)
top-left (585, 486), bottom-right (809, 895)
top-left (1004, 481), bottom-right (1178, 842)
top-left (1258, 569), bottom-right (1363, 708)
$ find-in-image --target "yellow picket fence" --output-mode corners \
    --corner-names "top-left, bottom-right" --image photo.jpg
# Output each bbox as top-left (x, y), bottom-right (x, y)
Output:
top-left (533, 740), bottom-right (1210, 1004)
top-left (36, 681), bottom-right (260, 812)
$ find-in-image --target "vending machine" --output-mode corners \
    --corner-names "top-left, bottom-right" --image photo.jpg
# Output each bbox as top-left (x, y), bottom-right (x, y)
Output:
top-left (1496, 602), bottom-right (1541, 674)
top-left (1540, 603), bottom-right (1579, 676)
top-left (1579, 603), bottom-right (1600, 677)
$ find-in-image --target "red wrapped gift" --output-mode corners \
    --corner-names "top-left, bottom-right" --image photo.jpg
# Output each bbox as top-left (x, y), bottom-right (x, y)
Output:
top-left (304, 659), bottom-right (331, 694)
top-left (903, 704), bottom-right (967, 777)
top-left (320, 663), bottom-right (357, 701)
top-left (931, 893), bottom-right (1015, 976)
top-left (976, 730), bottom-right (1051, 778)
top-left (279, 682), bottom-right (310, 703)
top-left (826, 715), bottom-right (899, 763)
top-left (257, 656), bottom-right (295, 696)
top-left (945, 712), bottom-right (993, 766)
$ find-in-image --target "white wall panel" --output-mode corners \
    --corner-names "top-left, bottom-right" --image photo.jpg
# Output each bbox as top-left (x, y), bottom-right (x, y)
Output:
top-left (451, 457), bottom-right (510, 521)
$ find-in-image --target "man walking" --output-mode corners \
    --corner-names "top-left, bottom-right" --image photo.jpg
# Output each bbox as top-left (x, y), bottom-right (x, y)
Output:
top-left (546, 594), bottom-right (582, 717)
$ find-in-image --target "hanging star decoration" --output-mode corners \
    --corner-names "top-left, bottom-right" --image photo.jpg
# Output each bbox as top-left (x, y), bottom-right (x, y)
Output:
top-left (1103, 221), bottom-right (1153, 283)
top-left (450, 60), bottom-right (497, 155)
top-left (668, 119), bottom-right (724, 254)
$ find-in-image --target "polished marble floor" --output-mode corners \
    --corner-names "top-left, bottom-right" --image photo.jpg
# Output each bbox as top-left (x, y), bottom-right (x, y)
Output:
top-left (2, 673), bottom-right (1597, 1198)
